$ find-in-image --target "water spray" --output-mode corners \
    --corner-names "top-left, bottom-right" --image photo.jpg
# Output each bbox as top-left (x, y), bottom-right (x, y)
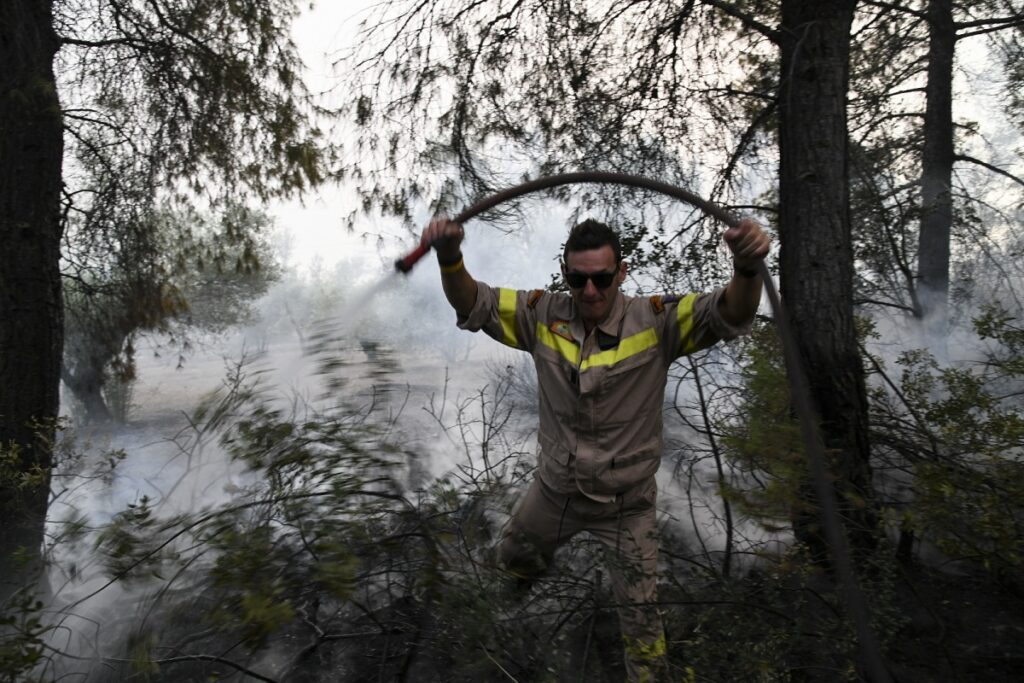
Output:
top-left (394, 171), bottom-right (893, 682)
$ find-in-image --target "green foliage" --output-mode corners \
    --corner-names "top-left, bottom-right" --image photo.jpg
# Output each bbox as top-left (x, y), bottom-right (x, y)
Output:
top-left (657, 540), bottom-right (913, 682)
top-left (125, 628), bottom-right (159, 678)
top-left (912, 458), bottom-right (1024, 569)
top-left (342, 0), bottom-right (774, 276)
top-left (0, 443), bottom-right (50, 496)
top-left (0, 591), bottom-right (50, 683)
top-left (869, 303), bottom-right (1024, 576)
top-left (96, 496), bottom-right (173, 582)
top-left (717, 323), bottom-right (806, 530)
top-left (54, 0), bottom-right (327, 425)
top-left (721, 300), bottom-right (1024, 578)
top-left (62, 203), bottom-right (281, 423)
top-left (34, 356), bottom-right (613, 680)
top-left (73, 359), bottom-right (413, 668)
top-left (207, 525), bottom-right (299, 645)
top-left (57, 0), bottom-right (327, 202)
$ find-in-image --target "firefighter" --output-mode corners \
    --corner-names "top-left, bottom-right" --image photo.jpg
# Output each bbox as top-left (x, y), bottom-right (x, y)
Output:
top-left (420, 216), bottom-right (770, 681)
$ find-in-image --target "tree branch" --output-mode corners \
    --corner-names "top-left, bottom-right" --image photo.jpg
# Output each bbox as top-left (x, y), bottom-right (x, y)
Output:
top-left (713, 99), bottom-right (777, 199)
top-left (700, 0), bottom-right (781, 43)
top-left (111, 654), bottom-right (279, 683)
top-left (853, 297), bottom-right (917, 314)
top-left (39, 644), bottom-right (280, 683)
top-left (956, 14), bottom-right (1024, 31)
top-left (955, 153), bottom-right (1024, 189)
top-left (701, 85), bottom-right (775, 102)
top-left (59, 36), bottom-right (139, 48)
top-left (729, 204), bottom-right (779, 215)
top-left (860, 0), bottom-right (928, 21)
top-left (957, 16), bottom-right (1024, 40)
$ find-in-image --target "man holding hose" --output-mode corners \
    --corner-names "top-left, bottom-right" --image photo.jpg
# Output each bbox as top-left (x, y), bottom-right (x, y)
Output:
top-left (420, 215), bottom-right (770, 681)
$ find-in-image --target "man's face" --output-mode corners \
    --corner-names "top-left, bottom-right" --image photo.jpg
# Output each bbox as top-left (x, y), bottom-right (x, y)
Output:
top-left (562, 245), bottom-right (626, 328)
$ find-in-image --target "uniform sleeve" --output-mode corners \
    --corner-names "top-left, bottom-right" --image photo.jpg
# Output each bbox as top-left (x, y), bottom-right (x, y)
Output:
top-left (456, 279), bottom-right (538, 352)
top-left (665, 286), bottom-right (752, 359)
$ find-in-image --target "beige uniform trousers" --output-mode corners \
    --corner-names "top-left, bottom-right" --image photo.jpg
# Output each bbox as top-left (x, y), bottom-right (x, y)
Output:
top-left (498, 474), bottom-right (664, 682)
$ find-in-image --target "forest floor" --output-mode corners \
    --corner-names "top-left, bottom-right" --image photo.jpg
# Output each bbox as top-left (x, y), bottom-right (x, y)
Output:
top-left (885, 565), bottom-right (1024, 682)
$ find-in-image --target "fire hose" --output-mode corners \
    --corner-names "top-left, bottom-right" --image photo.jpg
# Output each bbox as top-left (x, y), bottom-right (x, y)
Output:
top-left (395, 171), bottom-right (892, 682)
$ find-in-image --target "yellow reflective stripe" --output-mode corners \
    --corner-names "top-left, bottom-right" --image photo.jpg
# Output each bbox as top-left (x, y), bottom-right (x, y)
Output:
top-left (676, 292), bottom-right (700, 355)
top-left (536, 323), bottom-right (580, 365)
top-left (498, 288), bottom-right (519, 348)
top-left (536, 324), bottom-right (658, 370)
top-left (580, 327), bottom-right (658, 371)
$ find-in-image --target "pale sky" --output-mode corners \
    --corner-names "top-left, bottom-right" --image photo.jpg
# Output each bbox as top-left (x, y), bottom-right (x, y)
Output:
top-left (269, 1), bottom-right (383, 275)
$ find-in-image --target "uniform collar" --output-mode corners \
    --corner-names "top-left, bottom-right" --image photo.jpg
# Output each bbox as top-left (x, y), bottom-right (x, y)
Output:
top-left (569, 289), bottom-right (626, 341)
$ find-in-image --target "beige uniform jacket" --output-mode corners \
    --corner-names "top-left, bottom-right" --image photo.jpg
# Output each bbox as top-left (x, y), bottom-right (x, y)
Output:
top-left (459, 281), bottom-right (748, 502)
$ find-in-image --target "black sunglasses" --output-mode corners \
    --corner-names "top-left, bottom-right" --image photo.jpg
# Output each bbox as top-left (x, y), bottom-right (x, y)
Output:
top-left (564, 270), bottom-right (617, 289)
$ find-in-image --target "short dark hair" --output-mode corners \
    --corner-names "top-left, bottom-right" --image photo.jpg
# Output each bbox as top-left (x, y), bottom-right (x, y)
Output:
top-left (563, 219), bottom-right (621, 263)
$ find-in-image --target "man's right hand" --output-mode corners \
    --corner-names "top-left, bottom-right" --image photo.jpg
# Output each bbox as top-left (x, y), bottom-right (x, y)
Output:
top-left (421, 216), bottom-right (464, 262)
top-left (421, 215), bottom-right (476, 316)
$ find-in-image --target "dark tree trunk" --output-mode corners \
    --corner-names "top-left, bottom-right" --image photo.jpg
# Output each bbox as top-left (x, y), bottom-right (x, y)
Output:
top-left (916, 0), bottom-right (956, 324)
top-left (777, 0), bottom-right (877, 557)
top-left (0, 0), bottom-right (64, 594)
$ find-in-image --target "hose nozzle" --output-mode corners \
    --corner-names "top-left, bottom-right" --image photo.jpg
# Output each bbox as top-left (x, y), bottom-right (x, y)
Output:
top-left (395, 242), bottom-right (431, 274)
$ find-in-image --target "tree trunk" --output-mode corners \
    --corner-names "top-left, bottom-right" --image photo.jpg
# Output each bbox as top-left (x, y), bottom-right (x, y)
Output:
top-left (916, 0), bottom-right (955, 326)
top-left (0, 0), bottom-right (64, 595)
top-left (777, 0), bottom-right (877, 557)
top-left (63, 366), bottom-right (114, 424)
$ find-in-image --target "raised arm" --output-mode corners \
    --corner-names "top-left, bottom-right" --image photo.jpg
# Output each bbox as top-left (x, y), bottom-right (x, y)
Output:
top-left (719, 217), bottom-right (772, 327)
top-left (420, 216), bottom-right (477, 318)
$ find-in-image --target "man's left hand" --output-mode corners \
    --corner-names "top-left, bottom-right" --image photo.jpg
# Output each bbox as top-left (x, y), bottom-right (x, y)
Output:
top-left (723, 218), bottom-right (771, 271)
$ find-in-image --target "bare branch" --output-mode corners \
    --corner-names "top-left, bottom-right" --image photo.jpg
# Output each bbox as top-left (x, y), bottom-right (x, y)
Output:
top-left (956, 13), bottom-right (1024, 31)
top-left (713, 99), bottom-right (777, 200)
top-left (114, 654), bottom-right (279, 683)
top-left (860, 0), bottom-right (929, 22)
top-left (729, 204), bottom-right (779, 215)
top-left (59, 36), bottom-right (139, 48)
top-left (854, 297), bottom-right (918, 314)
top-left (699, 0), bottom-right (781, 43)
top-left (957, 16), bottom-right (1024, 40)
top-left (955, 153), bottom-right (1024, 189)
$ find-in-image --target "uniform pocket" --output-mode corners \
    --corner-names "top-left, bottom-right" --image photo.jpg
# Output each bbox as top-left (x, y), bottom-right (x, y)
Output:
top-left (538, 430), bottom-right (572, 466)
top-left (537, 430), bottom-right (574, 492)
top-left (604, 440), bottom-right (662, 492)
top-left (621, 476), bottom-right (657, 511)
top-left (593, 345), bottom-right (659, 405)
top-left (602, 345), bottom-right (657, 376)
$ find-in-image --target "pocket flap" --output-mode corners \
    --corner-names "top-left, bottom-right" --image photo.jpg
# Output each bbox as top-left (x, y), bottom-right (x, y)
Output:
top-left (538, 430), bottom-right (572, 466)
top-left (611, 443), bottom-right (661, 469)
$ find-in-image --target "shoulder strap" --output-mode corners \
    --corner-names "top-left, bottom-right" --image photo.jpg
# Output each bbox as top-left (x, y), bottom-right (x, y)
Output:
top-left (527, 289), bottom-right (544, 309)
top-left (650, 294), bottom-right (682, 314)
